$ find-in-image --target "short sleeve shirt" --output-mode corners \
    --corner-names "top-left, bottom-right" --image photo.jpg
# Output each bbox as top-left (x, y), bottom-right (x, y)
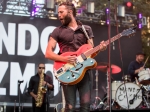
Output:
top-left (50, 24), bottom-right (94, 54)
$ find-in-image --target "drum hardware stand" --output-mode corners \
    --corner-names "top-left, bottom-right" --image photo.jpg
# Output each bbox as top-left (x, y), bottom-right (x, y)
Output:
top-left (102, 76), bottom-right (117, 109)
top-left (135, 77), bottom-right (150, 108)
top-left (146, 90), bottom-right (150, 105)
top-left (142, 86), bottom-right (150, 108)
top-left (111, 100), bottom-right (115, 107)
top-left (129, 84), bottom-right (150, 108)
top-left (91, 70), bottom-right (104, 110)
top-left (143, 95), bottom-right (150, 108)
top-left (104, 68), bottom-right (112, 110)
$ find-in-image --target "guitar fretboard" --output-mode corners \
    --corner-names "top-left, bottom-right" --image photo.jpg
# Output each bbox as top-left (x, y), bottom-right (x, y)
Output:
top-left (84, 33), bottom-right (122, 57)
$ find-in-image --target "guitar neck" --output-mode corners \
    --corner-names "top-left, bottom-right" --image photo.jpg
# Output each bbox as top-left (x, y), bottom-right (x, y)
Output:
top-left (84, 33), bottom-right (122, 57)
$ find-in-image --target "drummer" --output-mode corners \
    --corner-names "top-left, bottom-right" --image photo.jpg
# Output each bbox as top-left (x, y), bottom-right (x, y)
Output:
top-left (128, 52), bottom-right (145, 82)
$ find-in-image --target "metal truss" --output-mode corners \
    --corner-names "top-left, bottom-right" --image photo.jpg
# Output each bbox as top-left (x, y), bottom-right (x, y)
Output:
top-left (0, 0), bottom-right (147, 27)
top-left (0, 0), bottom-right (48, 17)
top-left (76, 9), bottom-right (147, 27)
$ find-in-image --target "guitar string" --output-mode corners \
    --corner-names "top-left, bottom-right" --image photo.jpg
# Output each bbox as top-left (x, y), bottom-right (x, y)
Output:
top-left (84, 33), bottom-right (122, 57)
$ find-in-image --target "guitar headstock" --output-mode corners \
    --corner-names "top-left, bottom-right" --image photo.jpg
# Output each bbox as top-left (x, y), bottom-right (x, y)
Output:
top-left (121, 26), bottom-right (137, 37)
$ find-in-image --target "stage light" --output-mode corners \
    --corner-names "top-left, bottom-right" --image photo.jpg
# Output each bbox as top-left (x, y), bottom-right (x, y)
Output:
top-left (117, 5), bottom-right (125, 17)
top-left (72, 0), bottom-right (81, 7)
top-left (126, 2), bottom-right (132, 7)
top-left (123, 1), bottom-right (133, 14)
top-left (105, 8), bottom-right (110, 25)
top-left (46, 0), bottom-right (55, 9)
top-left (30, 0), bottom-right (41, 19)
top-left (35, 7), bottom-right (39, 12)
top-left (87, 2), bottom-right (94, 13)
top-left (54, 3), bottom-right (58, 15)
top-left (30, 0), bottom-right (36, 18)
top-left (77, 8), bottom-right (83, 16)
top-left (137, 13), bottom-right (142, 29)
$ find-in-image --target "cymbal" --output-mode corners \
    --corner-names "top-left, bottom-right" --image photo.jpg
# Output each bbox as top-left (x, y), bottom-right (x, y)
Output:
top-left (95, 62), bottom-right (121, 74)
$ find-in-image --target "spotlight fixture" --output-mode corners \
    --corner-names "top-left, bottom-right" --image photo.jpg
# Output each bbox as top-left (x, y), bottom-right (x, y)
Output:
top-left (137, 13), bottom-right (142, 29)
top-left (105, 8), bottom-right (110, 25)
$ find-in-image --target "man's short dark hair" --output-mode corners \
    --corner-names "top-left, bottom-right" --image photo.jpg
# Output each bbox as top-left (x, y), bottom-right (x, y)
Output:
top-left (59, 2), bottom-right (76, 17)
top-left (136, 51), bottom-right (145, 56)
top-left (38, 63), bottom-right (45, 67)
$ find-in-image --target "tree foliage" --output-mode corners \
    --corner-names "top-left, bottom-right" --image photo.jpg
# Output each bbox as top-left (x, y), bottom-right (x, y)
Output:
top-left (81, 0), bottom-right (150, 65)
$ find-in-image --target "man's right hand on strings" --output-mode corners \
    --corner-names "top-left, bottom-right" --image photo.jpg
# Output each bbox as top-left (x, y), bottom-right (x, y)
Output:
top-left (64, 56), bottom-right (77, 64)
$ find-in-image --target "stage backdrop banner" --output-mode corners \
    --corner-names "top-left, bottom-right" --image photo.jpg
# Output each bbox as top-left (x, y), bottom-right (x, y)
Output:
top-left (0, 14), bottom-right (142, 106)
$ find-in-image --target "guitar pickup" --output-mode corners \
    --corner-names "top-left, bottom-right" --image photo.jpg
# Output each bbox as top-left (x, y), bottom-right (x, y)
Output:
top-left (81, 53), bottom-right (87, 60)
top-left (56, 68), bottom-right (63, 74)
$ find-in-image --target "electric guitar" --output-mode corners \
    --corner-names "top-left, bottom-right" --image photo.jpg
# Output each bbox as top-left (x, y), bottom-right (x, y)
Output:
top-left (53, 27), bottom-right (136, 85)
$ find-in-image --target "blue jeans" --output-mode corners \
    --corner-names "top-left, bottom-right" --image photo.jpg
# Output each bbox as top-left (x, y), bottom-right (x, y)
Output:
top-left (62, 71), bottom-right (91, 112)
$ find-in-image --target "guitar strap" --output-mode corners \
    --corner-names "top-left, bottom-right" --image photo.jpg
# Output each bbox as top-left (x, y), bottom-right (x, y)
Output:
top-left (81, 25), bottom-right (93, 47)
top-left (81, 25), bottom-right (94, 89)
top-left (81, 25), bottom-right (90, 40)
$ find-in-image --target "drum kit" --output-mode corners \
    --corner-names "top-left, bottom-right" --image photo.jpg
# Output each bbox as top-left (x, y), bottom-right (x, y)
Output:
top-left (91, 62), bottom-right (150, 110)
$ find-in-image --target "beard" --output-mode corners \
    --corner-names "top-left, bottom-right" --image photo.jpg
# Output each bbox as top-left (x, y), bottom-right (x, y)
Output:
top-left (62, 14), bottom-right (72, 26)
top-left (138, 58), bottom-right (144, 63)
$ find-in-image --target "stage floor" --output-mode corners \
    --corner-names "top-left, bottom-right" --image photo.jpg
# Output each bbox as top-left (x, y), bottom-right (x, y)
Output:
top-left (3, 106), bottom-right (150, 112)
top-left (90, 109), bottom-right (150, 112)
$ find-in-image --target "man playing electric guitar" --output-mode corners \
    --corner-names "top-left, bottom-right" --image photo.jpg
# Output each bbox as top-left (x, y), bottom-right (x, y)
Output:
top-left (45, 2), bottom-right (107, 112)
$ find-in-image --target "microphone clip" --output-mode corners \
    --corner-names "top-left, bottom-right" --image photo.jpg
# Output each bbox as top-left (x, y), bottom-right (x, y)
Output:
top-left (18, 80), bottom-right (24, 84)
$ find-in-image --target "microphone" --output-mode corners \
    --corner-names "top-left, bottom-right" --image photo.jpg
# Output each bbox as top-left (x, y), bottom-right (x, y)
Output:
top-left (18, 80), bottom-right (24, 83)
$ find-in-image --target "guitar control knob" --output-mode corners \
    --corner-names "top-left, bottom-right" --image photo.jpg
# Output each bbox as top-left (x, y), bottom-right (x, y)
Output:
top-left (73, 76), bottom-right (76, 79)
top-left (67, 76), bottom-right (70, 79)
top-left (90, 60), bottom-right (93, 63)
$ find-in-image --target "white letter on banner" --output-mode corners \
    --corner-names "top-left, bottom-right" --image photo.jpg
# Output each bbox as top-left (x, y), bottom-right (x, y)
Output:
top-left (0, 22), bottom-right (16, 55)
top-left (40, 26), bottom-right (60, 55)
top-left (45, 63), bottom-right (59, 96)
top-left (0, 61), bottom-right (8, 95)
top-left (17, 24), bottom-right (39, 56)
top-left (10, 62), bottom-right (35, 96)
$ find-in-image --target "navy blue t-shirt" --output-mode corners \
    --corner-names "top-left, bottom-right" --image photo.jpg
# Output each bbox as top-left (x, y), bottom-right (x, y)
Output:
top-left (128, 60), bottom-right (144, 82)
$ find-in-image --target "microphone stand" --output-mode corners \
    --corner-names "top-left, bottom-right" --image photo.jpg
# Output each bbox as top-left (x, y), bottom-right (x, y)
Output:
top-left (14, 100), bottom-right (16, 112)
top-left (107, 0), bottom-right (112, 112)
top-left (45, 82), bottom-right (48, 112)
top-left (18, 80), bottom-right (23, 112)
